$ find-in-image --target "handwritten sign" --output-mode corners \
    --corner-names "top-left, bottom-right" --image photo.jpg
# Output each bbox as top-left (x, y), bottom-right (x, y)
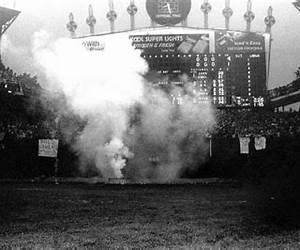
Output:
top-left (38, 139), bottom-right (59, 158)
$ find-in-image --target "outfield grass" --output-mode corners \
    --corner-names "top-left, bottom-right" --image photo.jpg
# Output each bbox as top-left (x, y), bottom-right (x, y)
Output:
top-left (0, 183), bottom-right (299, 248)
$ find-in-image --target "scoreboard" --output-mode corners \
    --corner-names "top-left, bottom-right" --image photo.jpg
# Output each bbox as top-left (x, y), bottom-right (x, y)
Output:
top-left (130, 28), bottom-right (270, 107)
top-left (77, 27), bottom-right (270, 107)
top-left (140, 52), bottom-right (266, 106)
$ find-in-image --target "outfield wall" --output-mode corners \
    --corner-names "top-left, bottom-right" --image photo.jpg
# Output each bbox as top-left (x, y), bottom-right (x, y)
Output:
top-left (1, 135), bottom-right (299, 180)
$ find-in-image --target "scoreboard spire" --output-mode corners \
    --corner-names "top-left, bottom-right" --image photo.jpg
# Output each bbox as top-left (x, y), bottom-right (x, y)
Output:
top-left (244, 0), bottom-right (255, 32)
top-left (66, 13), bottom-right (77, 38)
top-left (106, 0), bottom-right (117, 33)
top-left (86, 4), bottom-right (96, 35)
top-left (127, 0), bottom-right (138, 30)
top-left (264, 6), bottom-right (275, 34)
top-left (264, 6), bottom-right (275, 92)
top-left (201, 0), bottom-right (212, 29)
top-left (223, 0), bottom-right (233, 30)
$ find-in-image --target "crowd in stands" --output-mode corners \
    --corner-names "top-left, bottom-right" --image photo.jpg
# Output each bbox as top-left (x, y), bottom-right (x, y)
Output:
top-left (0, 65), bottom-right (21, 94)
top-left (268, 78), bottom-right (300, 99)
top-left (0, 62), bottom-right (40, 96)
top-left (1, 61), bottom-right (300, 144)
top-left (0, 62), bottom-right (56, 143)
top-left (213, 109), bottom-right (300, 138)
top-left (0, 120), bottom-right (56, 141)
top-left (0, 62), bottom-right (300, 181)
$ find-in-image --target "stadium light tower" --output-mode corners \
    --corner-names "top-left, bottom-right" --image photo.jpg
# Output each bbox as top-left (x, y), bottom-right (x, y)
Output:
top-left (0, 5), bottom-right (20, 61)
top-left (293, 0), bottom-right (300, 12)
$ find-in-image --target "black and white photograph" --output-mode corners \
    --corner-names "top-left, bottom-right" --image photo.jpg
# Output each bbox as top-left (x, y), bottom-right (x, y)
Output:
top-left (0, 0), bottom-right (300, 248)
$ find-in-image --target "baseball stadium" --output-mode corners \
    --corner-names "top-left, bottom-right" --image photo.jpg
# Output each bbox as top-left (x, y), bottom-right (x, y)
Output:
top-left (1, 0), bottom-right (300, 248)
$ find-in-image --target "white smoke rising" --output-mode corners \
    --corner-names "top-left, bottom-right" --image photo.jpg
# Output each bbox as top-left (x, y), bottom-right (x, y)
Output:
top-left (104, 137), bottom-right (134, 178)
top-left (1, 34), bottom-right (34, 74)
top-left (32, 30), bottom-right (215, 181)
top-left (33, 30), bottom-right (147, 178)
top-left (127, 79), bottom-right (215, 181)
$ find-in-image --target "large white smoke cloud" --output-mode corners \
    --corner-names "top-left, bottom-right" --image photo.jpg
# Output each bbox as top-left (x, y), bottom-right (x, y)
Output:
top-left (33, 30), bottom-right (147, 178)
top-left (33, 30), bottom-right (215, 181)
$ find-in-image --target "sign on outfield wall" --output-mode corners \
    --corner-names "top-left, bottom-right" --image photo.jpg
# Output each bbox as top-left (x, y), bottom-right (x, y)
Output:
top-left (38, 139), bottom-right (59, 158)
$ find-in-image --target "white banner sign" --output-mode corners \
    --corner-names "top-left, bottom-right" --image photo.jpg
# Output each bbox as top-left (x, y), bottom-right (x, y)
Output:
top-left (38, 139), bottom-right (59, 158)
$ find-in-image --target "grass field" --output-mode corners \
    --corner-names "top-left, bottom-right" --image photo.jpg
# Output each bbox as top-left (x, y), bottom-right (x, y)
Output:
top-left (0, 182), bottom-right (299, 248)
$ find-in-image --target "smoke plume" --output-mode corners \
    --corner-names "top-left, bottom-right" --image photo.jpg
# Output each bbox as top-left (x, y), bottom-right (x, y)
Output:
top-left (126, 78), bottom-right (215, 181)
top-left (33, 30), bottom-right (215, 181)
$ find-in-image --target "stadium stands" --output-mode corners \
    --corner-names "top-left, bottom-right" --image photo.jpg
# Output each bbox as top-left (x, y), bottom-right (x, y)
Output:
top-left (0, 61), bottom-right (56, 141)
top-left (268, 78), bottom-right (300, 108)
top-left (0, 60), bottom-right (300, 179)
top-left (268, 79), bottom-right (300, 99)
top-left (214, 109), bottom-right (300, 138)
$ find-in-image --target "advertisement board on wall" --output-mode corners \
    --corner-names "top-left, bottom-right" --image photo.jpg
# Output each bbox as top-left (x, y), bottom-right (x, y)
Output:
top-left (129, 33), bottom-right (210, 54)
top-left (128, 30), bottom-right (266, 55)
top-left (215, 31), bottom-right (265, 53)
